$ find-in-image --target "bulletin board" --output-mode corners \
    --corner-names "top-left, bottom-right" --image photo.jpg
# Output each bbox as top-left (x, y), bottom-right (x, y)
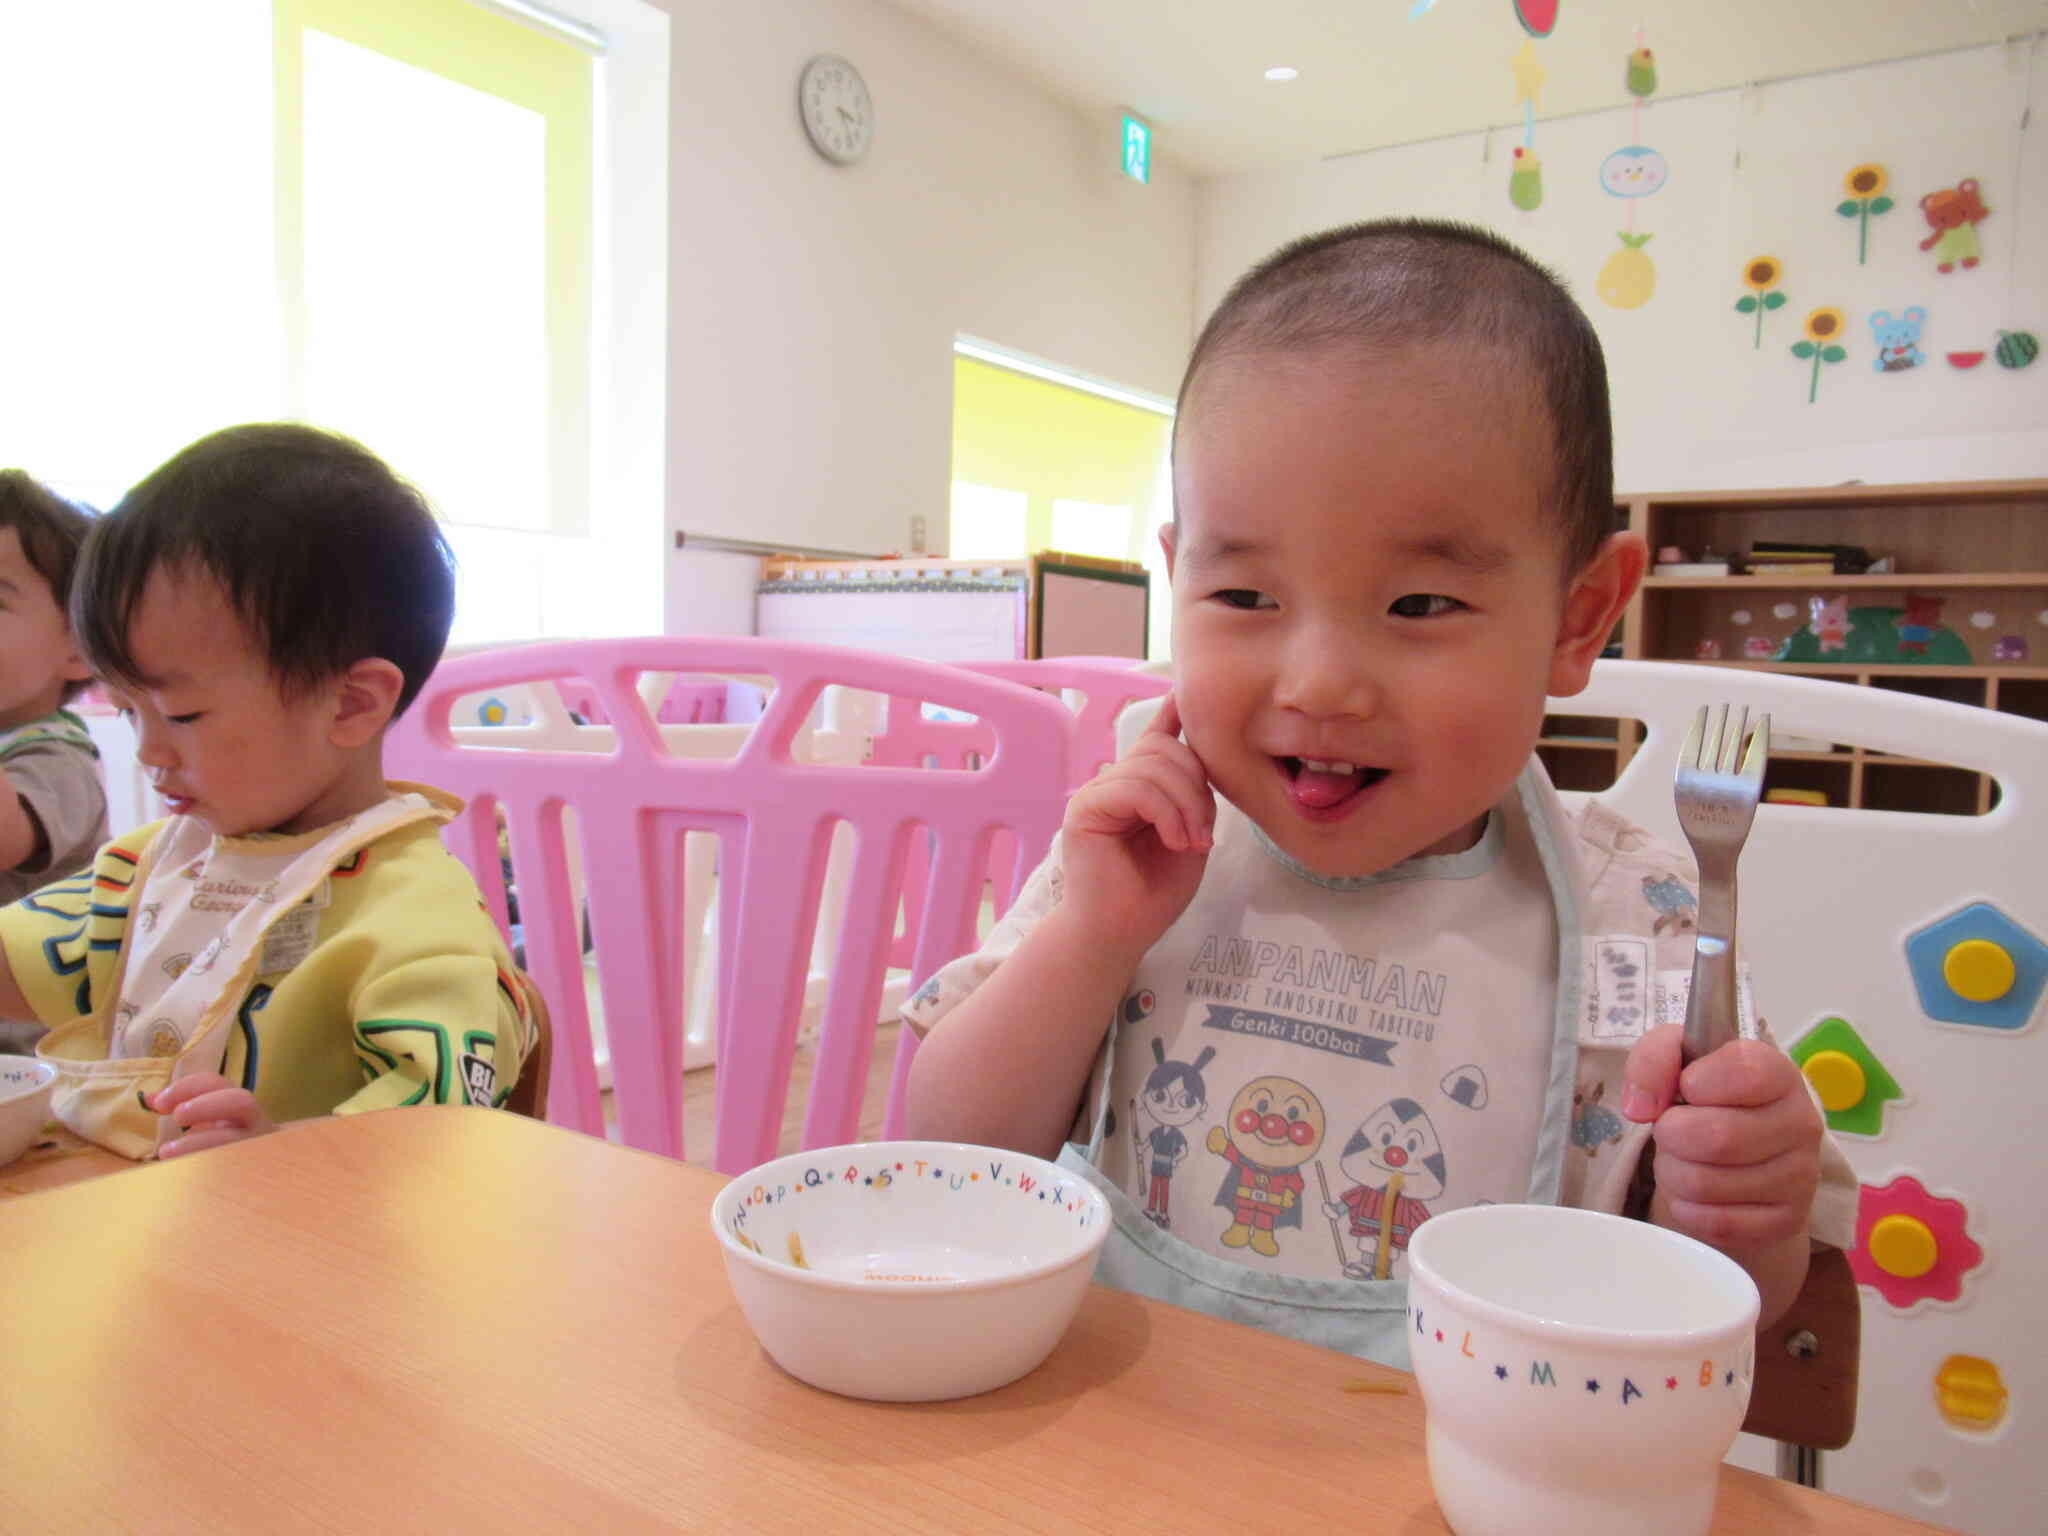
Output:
top-left (1032, 556), bottom-right (1150, 659)
top-left (754, 551), bottom-right (1149, 661)
top-left (754, 565), bottom-right (1027, 663)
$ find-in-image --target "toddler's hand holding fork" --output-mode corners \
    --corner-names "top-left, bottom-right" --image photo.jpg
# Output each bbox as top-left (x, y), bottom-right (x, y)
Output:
top-left (1620, 1022), bottom-right (1823, 1328)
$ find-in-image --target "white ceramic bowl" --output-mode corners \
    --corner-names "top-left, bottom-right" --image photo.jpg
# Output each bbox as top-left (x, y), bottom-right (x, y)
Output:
top-left (1406, 1204), bottom-right (1760, 1536)
top-left (0, 1056), bottom-right (58, 1167)
top-left (710, 1140), bottom-right (1110, 1401)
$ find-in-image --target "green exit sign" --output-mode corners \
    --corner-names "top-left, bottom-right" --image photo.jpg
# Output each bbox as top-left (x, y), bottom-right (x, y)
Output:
top-left (1121, 114), bottom-right (1151, 183)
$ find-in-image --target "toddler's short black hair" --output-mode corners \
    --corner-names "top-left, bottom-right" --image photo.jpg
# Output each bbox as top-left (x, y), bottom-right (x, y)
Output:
top-left (0, 469), bottom-right (95, 703)
top-left (1176, 218), bottom-right (1615, 574)
top-left (74, 423), bottom-right (455, 718)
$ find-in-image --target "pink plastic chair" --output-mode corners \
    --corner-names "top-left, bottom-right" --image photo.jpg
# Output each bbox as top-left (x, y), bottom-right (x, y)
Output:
top-left (386, 637), bottom-right (1075, 1173)
top-left (860, 658), bottom-right (1171, 969)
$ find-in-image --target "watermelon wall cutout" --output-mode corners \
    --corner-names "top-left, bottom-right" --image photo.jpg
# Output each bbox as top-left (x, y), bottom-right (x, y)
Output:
top-left (1515, 0), bottom-right (1559, 38)
top-left (1994, 330), bottom-right (2038, 370)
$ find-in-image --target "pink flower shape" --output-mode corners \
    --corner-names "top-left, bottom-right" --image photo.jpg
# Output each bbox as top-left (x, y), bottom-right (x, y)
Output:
top-left (1851, 1175), bottom-right (1983, 1309)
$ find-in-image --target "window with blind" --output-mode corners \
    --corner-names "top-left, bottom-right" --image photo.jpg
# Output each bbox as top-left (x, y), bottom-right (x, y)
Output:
top-left (0, 0), bottom-right (661, 641)
top-left (948, 351), bottom-right (1173, 567)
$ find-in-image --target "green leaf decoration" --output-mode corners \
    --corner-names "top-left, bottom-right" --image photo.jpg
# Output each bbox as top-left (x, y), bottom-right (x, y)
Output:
top-left (1763, 291), bottom-right (1788, 310)
top-left (1618, 232), bottom-right (1653, 249)
top-left (1792, 340), bottom-right (1817, 358)
top-left (1870, 196), bottom-right (1894, 215)
top-left (1736, 295), bottom-right (1760, 313)
top-left (1822, 345), bottom-right (1848, 363)
top-left (1837, 199), bottom-right (1861, 217)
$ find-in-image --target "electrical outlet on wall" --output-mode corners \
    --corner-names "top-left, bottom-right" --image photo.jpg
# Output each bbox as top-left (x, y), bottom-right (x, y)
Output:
top-left (909, 514), bottom-right (928, 552)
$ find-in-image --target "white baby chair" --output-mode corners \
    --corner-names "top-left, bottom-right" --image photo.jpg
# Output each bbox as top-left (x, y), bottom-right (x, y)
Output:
top-left (1557, 659), bottom-right (2047, 1533)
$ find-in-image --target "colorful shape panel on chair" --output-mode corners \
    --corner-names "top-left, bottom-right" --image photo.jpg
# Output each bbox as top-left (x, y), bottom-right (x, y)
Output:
top-left (1851, 1174), bottom-right (1984, 1310)
top-left (1905, 902), bottom-right (2048, 1032)
top-left (1786, 1016), bottom-right (1904, 1137)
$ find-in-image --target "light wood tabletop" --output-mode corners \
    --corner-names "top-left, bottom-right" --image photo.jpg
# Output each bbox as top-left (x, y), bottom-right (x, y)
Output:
top-left (1, 1120), bottom-right (128, 1199)
top-left (0, 1109), bottom-right (1945, 1533)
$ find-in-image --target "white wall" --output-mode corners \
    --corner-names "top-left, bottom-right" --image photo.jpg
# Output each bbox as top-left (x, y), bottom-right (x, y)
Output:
top-left (656, 0), bottom-right (1199, 632)
top-left (1197, 42), bottom-right (2047, 495)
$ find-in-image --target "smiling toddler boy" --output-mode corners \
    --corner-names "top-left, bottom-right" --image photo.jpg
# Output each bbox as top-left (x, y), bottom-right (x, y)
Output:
top-left (904, 220), bottom-right (1855, 1368)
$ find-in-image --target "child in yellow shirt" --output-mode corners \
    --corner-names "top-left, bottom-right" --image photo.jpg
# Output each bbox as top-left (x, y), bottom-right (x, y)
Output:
top-left (0, 423), bottom-right (532, 1159)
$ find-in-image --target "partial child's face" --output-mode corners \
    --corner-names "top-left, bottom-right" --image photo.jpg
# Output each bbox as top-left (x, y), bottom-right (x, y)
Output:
top-left (0, 527), bottom-right (90, 731)
top-left (110, 565), bottom-right (358, 837)
top-left (1165, 346), bottom-right (1628, 880)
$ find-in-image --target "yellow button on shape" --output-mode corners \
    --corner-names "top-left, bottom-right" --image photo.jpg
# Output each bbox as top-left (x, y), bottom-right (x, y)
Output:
top-left (1944, 939), bottom-right (2016, 1003)
top-left (1801, 1050), bottom-right (1866, 1112)
top-left (1869, 1214), bottom-right (1939, 1279)
top-left (1934, 1355), bottom-right (2009, 1431)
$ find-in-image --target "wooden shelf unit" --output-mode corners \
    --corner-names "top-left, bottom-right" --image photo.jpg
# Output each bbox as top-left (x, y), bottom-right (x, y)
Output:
top-left (1537, 479), bottom-right (2048, 813)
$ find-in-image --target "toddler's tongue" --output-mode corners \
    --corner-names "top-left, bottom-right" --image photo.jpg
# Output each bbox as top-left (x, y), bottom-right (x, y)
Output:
top-left (1293, 761), bottom-right (1368, 809)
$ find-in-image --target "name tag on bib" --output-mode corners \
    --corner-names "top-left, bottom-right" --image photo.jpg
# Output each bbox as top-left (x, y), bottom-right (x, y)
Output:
top-left (260, 882), bottom-right (332, 975)
top-left (1580, 936), bottom-right (1754, 1046)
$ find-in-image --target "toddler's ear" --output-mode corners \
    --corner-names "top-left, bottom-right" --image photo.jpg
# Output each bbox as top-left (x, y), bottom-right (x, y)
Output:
top-left (1547, 531), bottom-right (1647, 698)
top-left (58, 645), bottom-right (94, 686)
top-left (329, 658), bottom-right (406, 748)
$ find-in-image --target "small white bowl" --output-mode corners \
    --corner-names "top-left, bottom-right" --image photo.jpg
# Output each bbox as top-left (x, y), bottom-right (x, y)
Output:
top-left (1407, 1204), bottom-right (1759, 1536)
top-left (0, 1056), bottom-right (58, 1167)
top-left (710, 1140), bottom-right (1110, 1401)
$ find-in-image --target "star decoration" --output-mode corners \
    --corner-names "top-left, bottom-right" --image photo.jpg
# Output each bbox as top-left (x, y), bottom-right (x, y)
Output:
top-left (1586, 1379), bottom-right (1600, 1393)
top-left (1512, 39), bottom-right (1545, 107)
top-left (1666, 1377), bottom-right (1678, 1390)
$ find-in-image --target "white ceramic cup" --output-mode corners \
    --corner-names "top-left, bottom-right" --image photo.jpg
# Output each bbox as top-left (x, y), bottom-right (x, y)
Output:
top-left (1405, 1204), bottom-right (1759, 1536)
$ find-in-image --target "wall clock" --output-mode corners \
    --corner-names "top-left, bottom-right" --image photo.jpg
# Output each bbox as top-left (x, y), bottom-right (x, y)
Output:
top-left (799, 54), bottom-right (873, 166)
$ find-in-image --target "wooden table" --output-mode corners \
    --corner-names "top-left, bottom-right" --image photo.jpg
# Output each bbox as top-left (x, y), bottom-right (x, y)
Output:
top-left (0, 1110), bottom-right (1944, 1533)
top-left (1, 1120), bottom-right (127, 1199)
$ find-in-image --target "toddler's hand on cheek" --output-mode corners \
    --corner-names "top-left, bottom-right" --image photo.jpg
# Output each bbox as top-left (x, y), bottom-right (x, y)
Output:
top-left (1059, 692), bottom-right (1215, 955)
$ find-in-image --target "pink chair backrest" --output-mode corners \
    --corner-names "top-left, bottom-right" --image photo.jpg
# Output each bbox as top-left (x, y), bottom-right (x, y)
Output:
top-left (386, 637), bottom-right (1076, 1173)
top-left (865, 658), bottom-right (1171, 970)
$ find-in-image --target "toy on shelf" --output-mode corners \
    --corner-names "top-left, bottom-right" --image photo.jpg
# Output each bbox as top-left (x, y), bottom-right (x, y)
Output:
top-left (1809, 594), bottom-right (1850, 654)
top-left (1894, 593), bottom-right (1946, 656)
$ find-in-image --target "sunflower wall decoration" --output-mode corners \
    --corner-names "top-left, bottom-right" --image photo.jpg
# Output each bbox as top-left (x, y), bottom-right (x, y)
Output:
top-left (1836, 164), bottom-right (1894, 265)
top-left (1734, 256), bottom-right (1789, 349)
top-left (1792, 308), bottom-right (1850, 403)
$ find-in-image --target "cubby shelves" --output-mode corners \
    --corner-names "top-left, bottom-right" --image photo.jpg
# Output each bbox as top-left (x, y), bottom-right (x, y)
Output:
top-left (1539, 479), bottom-right (2048, 814)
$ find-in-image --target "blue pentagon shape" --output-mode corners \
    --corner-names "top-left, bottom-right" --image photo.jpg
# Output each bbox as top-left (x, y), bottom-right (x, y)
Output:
top-left (1905, 902), bottom-right (2048, 1033)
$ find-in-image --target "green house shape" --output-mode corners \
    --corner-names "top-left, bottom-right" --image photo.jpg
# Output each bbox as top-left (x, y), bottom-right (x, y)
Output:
top-left (1787, 1016), bottom-right (1905, 1137)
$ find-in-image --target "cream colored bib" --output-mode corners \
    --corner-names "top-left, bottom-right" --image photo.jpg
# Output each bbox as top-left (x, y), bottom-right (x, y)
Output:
top-left (37, 794), bottom-right (433, 1159)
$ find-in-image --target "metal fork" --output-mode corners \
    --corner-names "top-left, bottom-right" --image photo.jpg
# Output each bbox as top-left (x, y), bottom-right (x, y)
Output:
top-left (1672, 704), bottom-right (1770, 1064)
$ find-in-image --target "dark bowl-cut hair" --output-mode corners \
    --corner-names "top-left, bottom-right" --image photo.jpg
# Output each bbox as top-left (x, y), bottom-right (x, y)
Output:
top-left (74, 423), bottom-right (455, 718)
top-left (0, 469), bottom-right (96, 703)
top-left (1175, 217), bottom-right (1615, 575)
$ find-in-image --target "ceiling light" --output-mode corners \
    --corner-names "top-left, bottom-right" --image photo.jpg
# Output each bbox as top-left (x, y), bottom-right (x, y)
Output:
top-left (1264, 66), bottom-right (1299, 82)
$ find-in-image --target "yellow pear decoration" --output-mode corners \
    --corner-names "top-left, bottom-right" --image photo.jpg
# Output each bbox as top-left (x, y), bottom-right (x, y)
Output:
top-left (1597, 232), bottom-right (1656, 309)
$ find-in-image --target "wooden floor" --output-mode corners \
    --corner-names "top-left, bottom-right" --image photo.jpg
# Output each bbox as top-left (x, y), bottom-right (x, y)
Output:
top-left (605, 1020), bottom-right (904, 1167)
